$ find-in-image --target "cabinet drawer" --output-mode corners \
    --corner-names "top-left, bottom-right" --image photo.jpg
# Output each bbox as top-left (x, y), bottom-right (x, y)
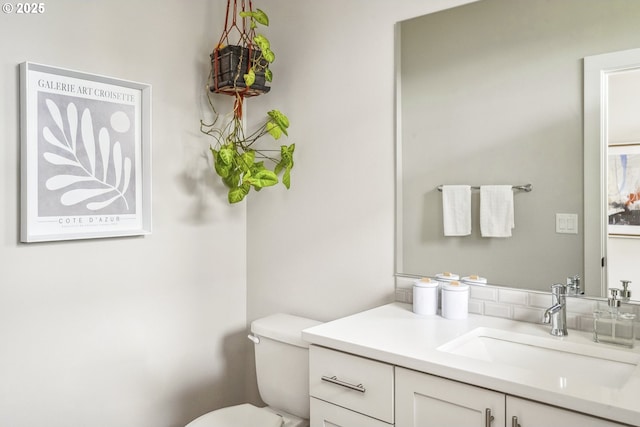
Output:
top-left (310, 397), bottom-right (392, 427)
top-left (309, 345), bottom-right (394, 424)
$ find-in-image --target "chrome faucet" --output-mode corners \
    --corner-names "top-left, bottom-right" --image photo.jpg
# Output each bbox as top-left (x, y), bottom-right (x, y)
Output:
top-left (566, 274), bottom-right (582, 296)
top-left (542, 283), bottom-right (568, 336)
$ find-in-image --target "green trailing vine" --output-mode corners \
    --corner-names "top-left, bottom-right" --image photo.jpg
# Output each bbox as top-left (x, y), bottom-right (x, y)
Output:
top-left (203, 6), bottom-right (295, 204)
top-left (238, 9), bottom-right (274, 87)
top-left (201, 99), bottom-right (294, 204)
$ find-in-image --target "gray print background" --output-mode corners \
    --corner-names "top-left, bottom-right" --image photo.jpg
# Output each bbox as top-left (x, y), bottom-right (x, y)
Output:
top-left (37, 92), bottom-right (137, 216)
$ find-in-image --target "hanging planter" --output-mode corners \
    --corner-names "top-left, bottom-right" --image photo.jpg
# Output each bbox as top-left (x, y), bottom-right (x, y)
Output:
top-left (211, 45), bottom-right (270, 97)
top-left (201, 1), bottom-right (295, 204)
top-left (209, 4), bottom-right (274, 97)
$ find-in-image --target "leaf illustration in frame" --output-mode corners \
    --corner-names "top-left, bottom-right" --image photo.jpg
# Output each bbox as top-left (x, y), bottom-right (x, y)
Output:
top-left (99, 128), bottom-right (111, 182)
top-left (43, 152), bottom-right (80, 168)
top-left (113, 142), bottom-right (122, 189)
top-left (45, 99), bottom-right (65, 135)
top-left (42, 98), bottom-right (134, 212)
top-left (81, 108), bottom-right (96, 175)
top-left (45, 175), bottom-right (94, 191)
top-left (60, 188), bottom-right (115, 206)
top-left (43, 127), bottom-right (71, 153)
top-left (67, 102), bottom-right (78, 152)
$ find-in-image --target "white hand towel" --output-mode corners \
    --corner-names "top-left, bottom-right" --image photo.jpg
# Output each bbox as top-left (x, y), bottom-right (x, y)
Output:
top-left (442, 185), bottom-right (471, 236)
top-left (480, 185), bottom-right (514, 237)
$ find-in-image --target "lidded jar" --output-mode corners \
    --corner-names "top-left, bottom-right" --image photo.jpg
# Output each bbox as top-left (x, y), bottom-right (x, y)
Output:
top-left (441, 281), bottom-right (469, 319)
top-left (413, 278), bottom-right (438, 316)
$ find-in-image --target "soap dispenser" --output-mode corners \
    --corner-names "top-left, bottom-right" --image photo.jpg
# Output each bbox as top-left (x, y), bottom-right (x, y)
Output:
top-left (619, 280), bottom-right (632, 302)
top-left (593, 288), bottom-right (636, 348)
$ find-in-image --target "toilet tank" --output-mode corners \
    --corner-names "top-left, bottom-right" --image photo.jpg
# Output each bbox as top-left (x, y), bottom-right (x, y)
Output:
top-left (251, 314), bottom-right (321, 419)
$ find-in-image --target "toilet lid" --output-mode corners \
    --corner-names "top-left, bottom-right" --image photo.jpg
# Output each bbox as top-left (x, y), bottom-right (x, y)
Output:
top-left (186, 403), bottom-right (283, 427)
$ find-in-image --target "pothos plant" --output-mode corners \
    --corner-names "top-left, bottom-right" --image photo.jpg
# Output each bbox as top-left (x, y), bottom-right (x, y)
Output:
top-left (202, 6), bottom-right (296, 204)
top-left (200, 97), bottom-right (294, 204)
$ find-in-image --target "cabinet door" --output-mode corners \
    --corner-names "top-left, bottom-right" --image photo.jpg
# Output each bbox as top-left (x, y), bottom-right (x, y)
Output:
top-left (395, 367), bottom-right (505, 427)
top-left (310, 397), bottom-right (392, 427)
top-left (507, 396), bottom-right (632, 427)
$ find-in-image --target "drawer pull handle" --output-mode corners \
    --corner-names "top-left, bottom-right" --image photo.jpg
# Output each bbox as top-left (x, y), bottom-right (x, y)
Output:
top-left (485, 408), bottom-right (495, 427)
top-left (321, 375), bottom-right (366, 393)
top-left (512, 416), bottom-right (521, 427)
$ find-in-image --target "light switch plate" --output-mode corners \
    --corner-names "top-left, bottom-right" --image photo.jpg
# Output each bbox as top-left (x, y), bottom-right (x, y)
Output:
top-left (556, 213), bottom-right (578, 234)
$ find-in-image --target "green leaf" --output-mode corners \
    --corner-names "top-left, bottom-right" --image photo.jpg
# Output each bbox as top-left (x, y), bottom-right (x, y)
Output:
top-left (246, 169), bottom-right (278, 188)
top-left (215, 162), bottom-right (231, 179)
top-left (228, 185), bottom-right (248, 203)
top-left (281, 143), bottom-right (295, 163)
top-left (268, 110), bottom-right (289, 129)
top-left (263, 48), bottom-right (275, 63)
top-left (240, 9), bottom-right (269, 26)
top-left (265, 69), bottom-right (273, 82)
top-left (239, 150), bottom-right (256, 172)
top-left (253, 9), bottom-right (269, 25)
top-left (273, 145), bottom-right (293, 176)
top-left (282, 166), bottom-right (291, 189)
top-left (254, 34), bottom-right (270, 52)
top-left (218, 147), bottom-right (235, 165)
top-left (243, 69), bottom-right (256, 87)
top-left (223, 171), bottom-right (240, 189)
top-left (250, 161), bottom-right (265, 173)
top-left (212, 148), bottom-right (231, 178)
top-left (266, 121), bottom-right (283, 140)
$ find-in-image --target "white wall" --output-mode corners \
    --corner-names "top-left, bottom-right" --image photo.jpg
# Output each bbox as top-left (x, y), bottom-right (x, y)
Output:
top-left (0, 1), bottom-right (248, 426)
top-left (245, 0), bottom-right (475, 322)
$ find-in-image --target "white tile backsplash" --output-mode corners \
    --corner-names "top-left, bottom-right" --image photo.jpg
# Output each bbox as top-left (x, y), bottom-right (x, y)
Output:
top-left (527, 292), bottom-right (552, 309)
top-left (484, 302), bottom-right (512, 319)
top-left (468, 300), bottom-right (484, 315)
top-left (566, 297), bottom-right (597, 315)
top-left (395, 276), bottom-right (639, 336)
top-left (469, 286), bottom-right (498, 301)
top-left (498, 289), bottom-right (528, 305)
top-left (513, 306), bottom-right (544, 323)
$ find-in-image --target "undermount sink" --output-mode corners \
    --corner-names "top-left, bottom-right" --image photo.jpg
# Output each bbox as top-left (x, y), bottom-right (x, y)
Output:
top-left (437, 327), bottom-right (640, 389)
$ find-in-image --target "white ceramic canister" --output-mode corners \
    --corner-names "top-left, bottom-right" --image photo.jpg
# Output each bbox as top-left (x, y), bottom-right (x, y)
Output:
top-left (461, 275), bottom-right (487, 286)
top-left (441, 281), bottom-right (469, 319)
top-left (413, 278), bottom-right (439, 316)
top-left (434, 272), bottom-right (459, 309)
top-left (435, 272), bottom-right (460, 283)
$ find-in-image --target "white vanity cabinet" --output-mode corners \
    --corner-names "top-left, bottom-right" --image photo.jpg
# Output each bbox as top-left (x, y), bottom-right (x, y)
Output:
top-left (395, 367), bottom-right (631, 427)
top-left (395, 367), bottom-right (504, 427)
top-left (302, 304), bottom-right (640, 427)
top-left (507, 396), bottom-right (631, 427)
top-left (309, 345), bottom-right (394, 427)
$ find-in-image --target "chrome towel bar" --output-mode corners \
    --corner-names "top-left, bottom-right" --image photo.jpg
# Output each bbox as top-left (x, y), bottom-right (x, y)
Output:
top-left (437, 184), bottom-right (532, 192)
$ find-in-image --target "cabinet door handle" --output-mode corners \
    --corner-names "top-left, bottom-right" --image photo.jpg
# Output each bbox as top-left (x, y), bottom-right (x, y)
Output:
top-left (485, 408), bottom-right (495, 427)
top-left (512, 416), bottom-right (521, 427)
top-left (321, 375), bottom-right (366, 393)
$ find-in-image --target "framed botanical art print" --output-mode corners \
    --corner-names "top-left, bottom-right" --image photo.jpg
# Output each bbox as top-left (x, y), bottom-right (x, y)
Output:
top-left (20, 62), bottom-right (152, 242)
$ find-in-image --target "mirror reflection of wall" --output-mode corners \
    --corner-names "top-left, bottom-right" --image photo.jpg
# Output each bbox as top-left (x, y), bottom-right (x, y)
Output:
top-left (607, 69), bottom-right (640, 298)
top-left (397, 0), bottom-right (640, 295)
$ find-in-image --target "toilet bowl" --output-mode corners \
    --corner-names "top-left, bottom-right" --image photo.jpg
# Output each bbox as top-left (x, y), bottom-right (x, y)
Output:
top-left (185, 314), bottom-right (321, 427)
top-left (185, 403), bottom-right (305, 427)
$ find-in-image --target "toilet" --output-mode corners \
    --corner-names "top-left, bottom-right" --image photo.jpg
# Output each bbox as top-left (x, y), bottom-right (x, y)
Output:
top-left (186, 313), bottom-right (321, 427)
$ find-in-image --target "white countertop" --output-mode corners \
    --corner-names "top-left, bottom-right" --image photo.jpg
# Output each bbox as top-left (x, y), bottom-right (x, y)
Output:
top-left (302, 302), bottom-right (640, 426)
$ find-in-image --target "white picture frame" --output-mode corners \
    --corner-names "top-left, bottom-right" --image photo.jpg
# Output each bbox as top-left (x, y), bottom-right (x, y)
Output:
top-left (608, 143), bottom-right (640, 237)
top-left (20, 62), bottom-right (152, 242)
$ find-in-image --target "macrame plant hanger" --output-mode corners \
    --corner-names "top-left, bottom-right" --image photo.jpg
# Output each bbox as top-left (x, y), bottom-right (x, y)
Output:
top-left (211, 0), bottom-right (268, 119)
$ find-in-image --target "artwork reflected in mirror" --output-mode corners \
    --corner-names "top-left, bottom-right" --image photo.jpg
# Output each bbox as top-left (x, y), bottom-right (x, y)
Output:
top-left (608, 145), bottom-right (640, 235)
